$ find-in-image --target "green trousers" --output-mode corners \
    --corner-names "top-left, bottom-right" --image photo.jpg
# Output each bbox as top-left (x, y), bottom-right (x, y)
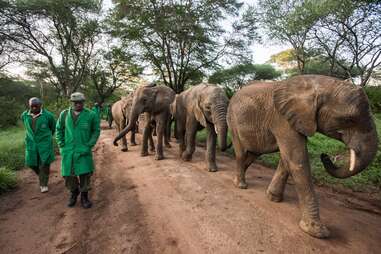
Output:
top-left (31, 155), bottom-right (50, 187)
top-left (64, 173), bottom-right (92, 192)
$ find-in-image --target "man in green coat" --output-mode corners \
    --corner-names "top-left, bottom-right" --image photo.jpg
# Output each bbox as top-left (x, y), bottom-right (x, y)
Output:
top-left (21, 97), bottom-right (56, 193)
top-left (91, 102), bottom-right (102, 119)
top-left (56, 92), bottom-right (100, 209)
top-left (103, 104), bottom-right (113, 128)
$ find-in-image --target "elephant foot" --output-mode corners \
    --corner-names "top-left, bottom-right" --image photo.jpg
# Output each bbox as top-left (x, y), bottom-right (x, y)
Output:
top-left (266, 189), bottom-right (283, 202)
top-left (234, 177), bottom-right (248, 189)
top-left (141, 151), bottom-right (149, 157)
top-left (155, 154), bottom-right (164, 160)
top-left (299, 219), bottom-right (330, 239)
top-left (121, 147), bottom-right (128, 152)
top-left (130, 142), bottom-right (137, 146)
top-left (208, 163), bottom-right (218, 172)
top-left (182, 152), bottom-right (192, 161)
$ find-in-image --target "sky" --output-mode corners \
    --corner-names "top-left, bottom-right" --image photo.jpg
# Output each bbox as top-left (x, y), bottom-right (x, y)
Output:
top-left (4, 0), bottom-right (289, 78)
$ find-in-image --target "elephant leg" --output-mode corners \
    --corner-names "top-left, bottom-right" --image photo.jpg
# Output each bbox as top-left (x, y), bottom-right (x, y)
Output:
top-left (164, 118), bottom-right (171, 148)
top-left (206, 124), bottom-right (218, 172)
top-left (149, 128), bottom-right (155, 152)
top-left (118, 123), bottom-right (128, 152)
top-left (232, 130), bottom-right (255, 189)
top-left (266, 159), bottom-right (289, 202)
top-left (182, 118), bottom-right (198, 161)
top-left (155, 119), bottom-right (165, 160)
top-left (235, 152), bottom-right (256, 189)
top-left (141, 124), bottom-right (151, 157)
top-left (130, 129), bottom-right (137, 146)
top-left (278, 136), bottom-right (330, 238)
top-left (177, 120), bottom-right (186, 158)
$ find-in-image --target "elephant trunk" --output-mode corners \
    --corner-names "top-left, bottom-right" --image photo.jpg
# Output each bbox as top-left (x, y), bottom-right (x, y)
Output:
top-left (321, 124), bottom-right (378, 179)
top-left (113, 108), bottom-right (140, 146)
top-left (213, 102), bottom-right (228, 151)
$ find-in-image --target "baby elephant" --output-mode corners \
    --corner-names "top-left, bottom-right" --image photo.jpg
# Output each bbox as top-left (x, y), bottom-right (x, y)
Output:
top-left (172, 83), bottom-right (229, 172)
top-left (227, 75), bottom-right (378, 238)
top-left (111, 94), bottom-right (138, 152)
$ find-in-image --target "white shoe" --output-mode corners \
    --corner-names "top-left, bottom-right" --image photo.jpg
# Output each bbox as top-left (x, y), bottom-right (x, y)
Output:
top-left (40, 186), bottom-right (49, 193)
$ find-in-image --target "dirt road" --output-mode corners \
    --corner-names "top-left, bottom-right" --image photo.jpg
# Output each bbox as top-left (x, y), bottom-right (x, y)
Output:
top-left (1, 124), bottom-right (381, 254)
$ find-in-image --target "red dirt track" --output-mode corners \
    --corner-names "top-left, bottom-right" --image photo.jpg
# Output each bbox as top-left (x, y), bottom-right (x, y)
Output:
top-left (1, 122), bottom-right (380, 254)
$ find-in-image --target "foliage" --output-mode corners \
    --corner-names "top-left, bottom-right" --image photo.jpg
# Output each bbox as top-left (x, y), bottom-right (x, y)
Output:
top-left (0, 126), bottom-right (25, 171)
top-left (110, 0), bottom-right (258, 93)
top-left (257, 0), bottom-right (318, 73)
top-left (286, 55), bottom-right (362, 79)
top-left (88, 46), bottom-right (143, 103)
top-left (0, 0), bottom-right (102, 97)
top-left (0, 167), bottom-right (17, 193)
top-left (364, 86), bottom-right (381, 113)
top-left (0, 97), bottom-right (23, 128)
top-left (257, 0), bottom-right (381, 85)
top-left (0, 77), bottom-right (38, 127)
top-left (309, 0), bottom-right (381, 86)
top-left (208, 63), bottom-right (281, 91)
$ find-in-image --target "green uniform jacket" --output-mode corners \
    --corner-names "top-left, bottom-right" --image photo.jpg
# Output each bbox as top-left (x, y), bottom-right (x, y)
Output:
top-left (92, 105), bottom-right (101, 119)
top-left (56, 108), bottom-right (100, 176)
top-left (21, 109), bottom-right (56, 167)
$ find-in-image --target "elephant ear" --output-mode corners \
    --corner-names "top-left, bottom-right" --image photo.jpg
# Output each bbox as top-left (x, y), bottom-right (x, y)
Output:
top-left (273, 81), bottom-right (318, 137)
top-left (194, 98), bottom-right (207, 127)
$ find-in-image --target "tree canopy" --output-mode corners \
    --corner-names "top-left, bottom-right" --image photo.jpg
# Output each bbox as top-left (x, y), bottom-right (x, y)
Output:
top-left (109, 0), bottom-right (258, 93)
top-left (209, 63), bottom-right (281, 91)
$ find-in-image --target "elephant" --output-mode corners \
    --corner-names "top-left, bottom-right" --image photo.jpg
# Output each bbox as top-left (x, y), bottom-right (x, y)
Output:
top-left (172, 83), bottom-right (229, 172)
top-left (113, 83), bottom-right (176, 160)
top-left (227, 75), bottom-right (378, 239)
top-left (111, 94), bottom-right (138, 151)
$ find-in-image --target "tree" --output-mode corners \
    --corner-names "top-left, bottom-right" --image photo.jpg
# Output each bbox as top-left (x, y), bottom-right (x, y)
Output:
top-left (257, 0), bottom-right (318, 74)
top-left (0, 0), bottom-right (102, 96)
top-left (110, 0), bottom-right (257, 93)
top-left (310, 0), bottom-right (381, 86)
top-left (208, 63), bottom-right (281, 91)
top-left (89, 47), bottom-right (143, 103)
top-left (269, 49), bottom-right (361, 79)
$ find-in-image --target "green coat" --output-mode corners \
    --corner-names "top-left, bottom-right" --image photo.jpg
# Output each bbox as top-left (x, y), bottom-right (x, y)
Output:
top-left (56, 108), bottom-right (100, 176)
top-left (92, 105), bottom-right (101, 119)
top-left (21, 109), bottom-right (56, 167)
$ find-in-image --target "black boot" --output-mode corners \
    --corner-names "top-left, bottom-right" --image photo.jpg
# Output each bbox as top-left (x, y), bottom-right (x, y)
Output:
top-left (81, 192), bottom-right (92, 209)
top-left (67, 189), bottom-right (79, 207)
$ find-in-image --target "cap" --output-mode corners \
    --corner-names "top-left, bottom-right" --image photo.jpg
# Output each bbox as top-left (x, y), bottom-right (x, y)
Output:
top-left (70, 92), bottom-right (86, 102)
top-left (29, 97), bottom-right (42, 106)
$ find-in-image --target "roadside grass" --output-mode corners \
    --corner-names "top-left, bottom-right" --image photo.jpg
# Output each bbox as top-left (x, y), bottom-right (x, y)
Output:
top-left (0, 125), bottom-right (25, 171)
top-left (196, 114), bottom-right (381, 192)
top-left (0, 167), bottom-right (17, 193)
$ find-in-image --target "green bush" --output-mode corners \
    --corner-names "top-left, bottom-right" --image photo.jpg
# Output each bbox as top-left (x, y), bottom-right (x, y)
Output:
top-left (365, 86), bottom-right (381, 113)
top-left (0, 97), bottom-right (24, 128)
top-left (0, 126), bottom-right (25, 171)
top-left (0, 167), bottom-right (17, 193)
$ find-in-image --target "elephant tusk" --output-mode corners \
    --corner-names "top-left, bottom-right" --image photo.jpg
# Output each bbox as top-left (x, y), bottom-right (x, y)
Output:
top-left (349, 149), bottom-right (356, 172)
top-left (214, 125), bottom-right (218, 134)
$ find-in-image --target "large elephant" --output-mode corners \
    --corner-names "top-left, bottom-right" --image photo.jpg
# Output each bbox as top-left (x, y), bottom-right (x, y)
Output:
top-left (113, 83), bottom-right (176, 160)
top-left (173, 83), bottom-right (229, 171)
top-left (111, 94), bottom-right (138, 152)
top-left (227, 75), bottom-right (378, 239)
